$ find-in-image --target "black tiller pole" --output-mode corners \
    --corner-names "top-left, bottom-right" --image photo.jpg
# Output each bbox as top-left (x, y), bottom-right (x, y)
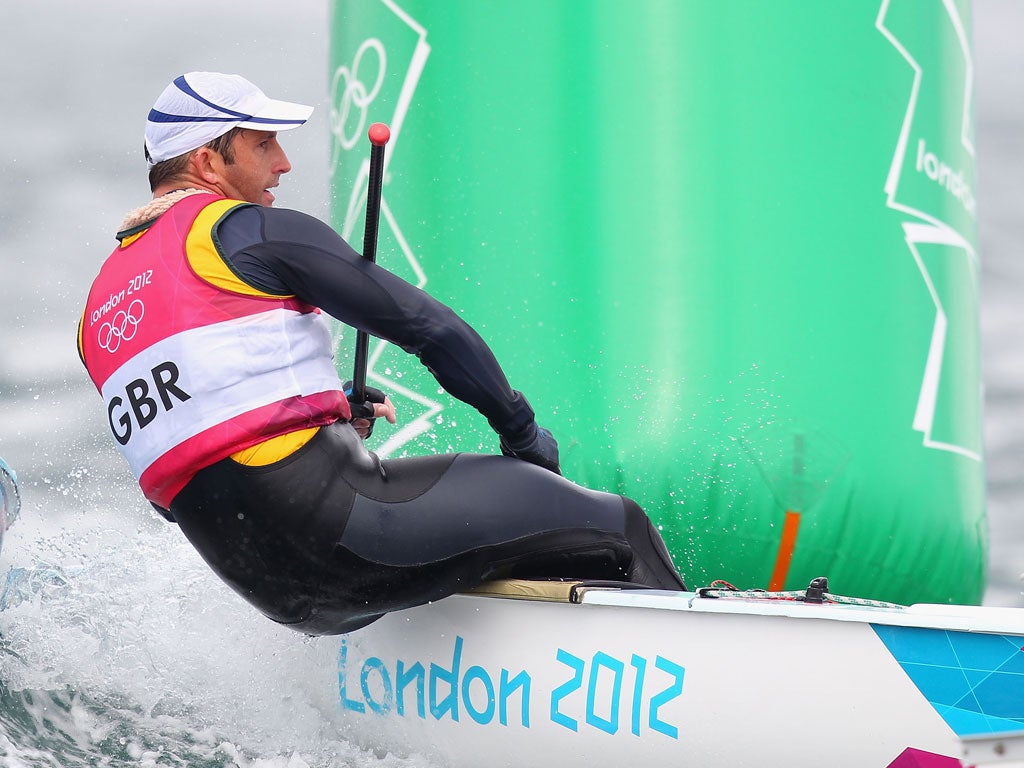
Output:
top-left (351, 122), bottom-right (391, 404)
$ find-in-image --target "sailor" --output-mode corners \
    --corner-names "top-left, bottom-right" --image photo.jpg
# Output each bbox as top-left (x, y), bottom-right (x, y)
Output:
top-left (77, 72), bottom-right (685, 635)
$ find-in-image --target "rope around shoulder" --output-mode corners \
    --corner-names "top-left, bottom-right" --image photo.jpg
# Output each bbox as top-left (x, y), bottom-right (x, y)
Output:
top-left (117, 188), bottom-right (213, 232)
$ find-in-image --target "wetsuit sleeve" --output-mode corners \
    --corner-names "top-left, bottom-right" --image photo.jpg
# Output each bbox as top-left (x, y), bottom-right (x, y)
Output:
top-left (214, 205), bottom-right (537, 441)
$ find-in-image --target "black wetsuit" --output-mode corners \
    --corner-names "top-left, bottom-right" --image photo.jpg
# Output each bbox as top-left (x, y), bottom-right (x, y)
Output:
top-left (169, 205), bottom-right (685, 635)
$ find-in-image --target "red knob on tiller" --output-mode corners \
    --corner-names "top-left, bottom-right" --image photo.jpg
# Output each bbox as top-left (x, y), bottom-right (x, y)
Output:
top-left (368, 123), bottom-right (391, 147)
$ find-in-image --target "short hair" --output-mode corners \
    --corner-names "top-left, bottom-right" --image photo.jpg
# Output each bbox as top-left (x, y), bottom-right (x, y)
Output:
top-left (147, 127), bottom-right (242, 192)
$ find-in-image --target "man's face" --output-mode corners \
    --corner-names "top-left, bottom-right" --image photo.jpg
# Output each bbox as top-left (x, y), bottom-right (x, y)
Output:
top-left (215, 129), bottom-right (292, 206)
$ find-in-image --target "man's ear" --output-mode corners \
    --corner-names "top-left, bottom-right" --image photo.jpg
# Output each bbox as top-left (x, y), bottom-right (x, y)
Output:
top-left (190, 147), bottom-right (221, 184)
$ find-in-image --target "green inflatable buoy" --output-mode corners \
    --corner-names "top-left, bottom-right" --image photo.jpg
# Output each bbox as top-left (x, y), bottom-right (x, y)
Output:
top-left (327, 0), bottom-right (985, 605)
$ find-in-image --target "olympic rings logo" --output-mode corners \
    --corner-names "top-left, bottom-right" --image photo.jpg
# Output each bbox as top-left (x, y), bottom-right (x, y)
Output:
top-left (97, 299), bottom-right (145, 354)
top-left (329, 38), bottom-right (387, 162)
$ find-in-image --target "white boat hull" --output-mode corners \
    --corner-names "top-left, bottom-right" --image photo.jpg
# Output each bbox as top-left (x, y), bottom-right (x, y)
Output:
top-left (324, 584), bottom-right (1024, 767)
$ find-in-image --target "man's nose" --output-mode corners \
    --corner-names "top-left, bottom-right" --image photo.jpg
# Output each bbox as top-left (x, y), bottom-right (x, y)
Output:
top-left (274, 144), bottom-right (292, 174)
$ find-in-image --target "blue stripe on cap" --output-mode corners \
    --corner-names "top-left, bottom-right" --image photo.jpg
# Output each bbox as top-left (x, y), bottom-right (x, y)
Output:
top-left (148, 109), bottom-right (239, 124)
top-left (174, 75), bottom-right (251, 120)
top-left (147, 109), bottom-right (306, 126)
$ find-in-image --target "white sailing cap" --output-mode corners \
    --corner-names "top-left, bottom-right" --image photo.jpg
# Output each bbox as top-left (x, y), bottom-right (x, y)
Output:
top-left (144, 72), bottom-right (313, 166)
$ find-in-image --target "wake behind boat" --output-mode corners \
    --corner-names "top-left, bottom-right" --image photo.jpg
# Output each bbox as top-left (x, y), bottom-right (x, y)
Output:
top-left (327, 578), bottom-right (1024, 768)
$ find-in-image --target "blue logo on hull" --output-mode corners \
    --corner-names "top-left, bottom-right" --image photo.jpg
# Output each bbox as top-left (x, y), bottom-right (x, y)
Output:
top-left (873, 625), bottom-right (1024, 736)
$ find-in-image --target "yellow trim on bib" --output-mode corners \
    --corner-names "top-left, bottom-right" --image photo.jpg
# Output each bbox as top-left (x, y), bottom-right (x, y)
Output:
top-left (230, 426), bottom-right (321, 466)
top-left (76, 312), bottom-right (85, 359)
top-left (120, 231), bottom-right (146, 247)
top-left (185, 199), bottom-right (295, 298)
